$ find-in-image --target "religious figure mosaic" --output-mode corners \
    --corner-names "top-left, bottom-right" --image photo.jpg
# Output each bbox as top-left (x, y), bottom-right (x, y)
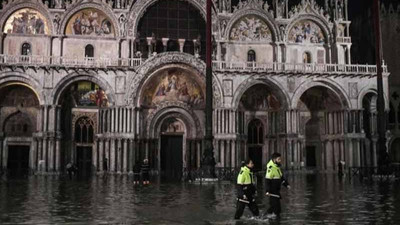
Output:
top-left (141, 68), bottom-right (204, 107)
top-left (66, 8), bottom-right (114, 36)
top-left (239, 84), bottom-right (281, 110)
top-left (230, 15), bottom-right (272, 42)
top-left (288, 20), bottom-right (325, 44)
top-left (3, 8), bottom-right (49, 35)
top-left (67, 81), bottom-right (108, 107)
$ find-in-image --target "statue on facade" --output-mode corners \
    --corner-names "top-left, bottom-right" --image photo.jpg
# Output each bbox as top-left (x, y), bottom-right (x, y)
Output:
top-left (220, 19), bottom-right (227, 37)
top-left (337, 0), bottom-right (344, 19)
top-left (277, 0), bottom-right (286, 18)
top-left (194, 34), bottom-right (202, 56)
top-left (54, 0), bottom-right (63, 9)
top-left (118, 14), bottom-right (126, 36)
top-left (53, 14), bottom-right (61, 34)
top-left (150, 32), bottom-right (157, 53)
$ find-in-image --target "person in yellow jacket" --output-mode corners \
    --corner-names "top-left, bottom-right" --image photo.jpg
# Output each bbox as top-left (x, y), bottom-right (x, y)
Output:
top-left (265, 152), bottom-right (290, 219)
top-left (234, 159), bottom-right (259, 219)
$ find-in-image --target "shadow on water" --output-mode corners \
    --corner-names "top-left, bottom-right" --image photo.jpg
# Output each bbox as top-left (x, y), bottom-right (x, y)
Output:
top-left (0, 174), bottom-right (400, 224)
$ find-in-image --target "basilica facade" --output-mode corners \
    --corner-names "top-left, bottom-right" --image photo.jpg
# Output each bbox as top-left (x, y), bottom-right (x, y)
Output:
top-left (0, 0), bottom-right (389, 178)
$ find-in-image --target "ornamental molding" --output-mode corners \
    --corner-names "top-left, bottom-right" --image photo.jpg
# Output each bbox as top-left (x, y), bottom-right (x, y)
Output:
top-left (0, 0), bottom-right (54, 35)
top-left (59, 1), bottom-right (120, 38)
top-left (225, 9), bottom-right (277, 41)
top-left (145, 101), bottom-right (203, 139)
top-left (126, 52), bottom-right (222, 107)
top-left (285, 14), bottom-right (332, 45)
top-left (126, 0), bottom-right (206, 37)
top-left (71, 111), bottom-right (98, 137)
top-left (232, 75), bottom-right (290, 110)
top-left (232, 0), bottom-right (269, 13)
top-left (287, 0), bottom-right (331, 23)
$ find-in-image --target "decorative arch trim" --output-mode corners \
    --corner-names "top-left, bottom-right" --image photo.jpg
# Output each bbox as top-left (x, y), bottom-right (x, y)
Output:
top-left (291, 79), bottom-right (350, 109)
top-left (286, 15), bottom-right (331, 45)
top-left (0, 1), bottom-right (54, 35)
top-left (146, 101), bottom-right (203, 139)
top-left (225, 9), bottom-right (278, 42)
top-left (59, 2), bottom-right (120, 37)
top-left (357, 87), bottom-right (390, 110)
top-left (126, 52), bottom-right (223, 107)
top-left (126, 0), bottom-right (206, 37)
top-left (0, 72), bottom-right (44, 104)
top-left (232, 76), bottom-right (290, 110)
top-left (51, 73), bottom-right (116, 105)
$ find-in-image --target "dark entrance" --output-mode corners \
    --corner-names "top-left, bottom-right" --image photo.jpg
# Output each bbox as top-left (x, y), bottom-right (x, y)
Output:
top-left (160, 135), bottom-right (183, 180)
top-left (7, 145), bottom-right (30, 176)
top-left (247, 119), bottom-right (264, 171)
top-left (248, 147), bottom-right (263, 171)
top-left (306, 146), bottom-right (317, 167)
top-left (76, 146), bottom-right (92, 177)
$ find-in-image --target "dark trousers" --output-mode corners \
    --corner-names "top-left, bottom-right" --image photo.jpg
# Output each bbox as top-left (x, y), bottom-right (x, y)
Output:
top-left (267, 195), bottom-right (281, 216)
top-left (234, 199), bottom-right (259, 219)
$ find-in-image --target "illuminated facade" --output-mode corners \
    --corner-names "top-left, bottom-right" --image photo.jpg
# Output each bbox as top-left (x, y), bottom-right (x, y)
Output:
top-left (0, 0), bottom-right (390, 177)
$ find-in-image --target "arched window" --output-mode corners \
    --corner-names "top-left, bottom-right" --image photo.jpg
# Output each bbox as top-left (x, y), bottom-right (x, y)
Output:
top-left (21, 43), bottom-right (31, 55)
top-left (85, 44), bottom-right (94, 58)
top-left (247, 50), bottom-right (256, 62)
top-left (248, 119), bottom-right (264, 145)
top-left (303, 52), bottom-right (312, 64)
top-left (75, 117), bottom-right (95, 144)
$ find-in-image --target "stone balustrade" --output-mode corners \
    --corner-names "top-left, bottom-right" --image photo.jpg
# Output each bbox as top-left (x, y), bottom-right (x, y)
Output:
top-left (0, 54), bottom-right (388, 77)
top-left (212, 61), bottom-right (389, 76)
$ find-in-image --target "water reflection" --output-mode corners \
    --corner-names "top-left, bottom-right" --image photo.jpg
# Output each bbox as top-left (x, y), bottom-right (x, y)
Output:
top-left (1, 174), bottom-right (400, 224)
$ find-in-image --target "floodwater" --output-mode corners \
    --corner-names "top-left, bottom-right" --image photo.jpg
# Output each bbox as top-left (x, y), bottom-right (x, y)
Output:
top-left (1, 174), bottom-right (400, 224)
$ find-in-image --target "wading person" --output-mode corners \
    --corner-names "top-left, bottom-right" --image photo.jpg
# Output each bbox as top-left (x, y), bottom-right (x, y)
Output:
top-left (234, 159), bottom-right (259, 220)
top-left (265, 152), bottom-right (290, 219)
top-left (133, 160), bottom-right (141, 185)
top-left (141, 159), bottom-right (150, 185)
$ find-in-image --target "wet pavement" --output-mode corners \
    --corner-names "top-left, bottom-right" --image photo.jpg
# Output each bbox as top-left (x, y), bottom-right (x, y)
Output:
top-left (1, 174), bottom-right (400, 224)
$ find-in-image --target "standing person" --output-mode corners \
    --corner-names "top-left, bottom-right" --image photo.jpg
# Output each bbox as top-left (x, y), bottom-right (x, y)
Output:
top-left (103, 158), bottom-right (108, 177)
top-left (133, 160), bottom-right (141, 185)
top-left (265, 152), bottom-right (290, 219)
top-left (141, 159), bottom-right (150, 185)
top-left (66, 162), bottom-right (73, 179)
top-left (234, 159), bottom-right (259, 220)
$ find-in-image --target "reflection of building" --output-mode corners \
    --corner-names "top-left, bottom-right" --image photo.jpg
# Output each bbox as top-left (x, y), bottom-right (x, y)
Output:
top-left (0, 0), bottom-right (390, 177)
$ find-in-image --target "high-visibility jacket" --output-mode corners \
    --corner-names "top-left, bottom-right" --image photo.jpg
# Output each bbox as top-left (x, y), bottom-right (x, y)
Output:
top-left (265, 160), bottom-right (289, 195)
top-left (237, 166), bottom-right (256, 199)
top-left (265, 160), bottom-right (283, 179)
top-left (237, 166), bottom-right (254, 185)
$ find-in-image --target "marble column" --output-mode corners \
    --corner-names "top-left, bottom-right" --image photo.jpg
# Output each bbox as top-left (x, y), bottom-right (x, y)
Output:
top-left (162, 38), bottom-right (169, 52)
top-left (123, 139), bottom-right (128, 173)
top-left (117, 139), bottom-right (122, 173)
top-left (99, 139), bottom-right (104, 172)
top-left (110, 139), bottom-right (116, 172)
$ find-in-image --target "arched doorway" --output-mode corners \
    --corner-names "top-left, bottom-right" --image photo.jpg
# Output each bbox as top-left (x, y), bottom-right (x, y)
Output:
top-left (160, 117), bottom-right (184, 180)
top-left (74, 117), bottom-right (94, 176)
top-left (58, 80), bottom-right (108, 173)
top-left (298, 86), bottom-right (343, 170)
top-left (0, 84), bottom-right (39, 176)
top-left (239, 83), bottom-right (283, 169)
top-left (247, 119), bottom-right (264, 171)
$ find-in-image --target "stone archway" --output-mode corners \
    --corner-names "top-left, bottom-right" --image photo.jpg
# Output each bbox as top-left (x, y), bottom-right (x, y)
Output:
top-left (0, 84), bottom-right (39, 176)
top-left (148, 106), bottom-right (201, 181)
top-left (297, 86), bottom-right (344, 171)
top-left (57, 80), bottom-right (106, 172)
